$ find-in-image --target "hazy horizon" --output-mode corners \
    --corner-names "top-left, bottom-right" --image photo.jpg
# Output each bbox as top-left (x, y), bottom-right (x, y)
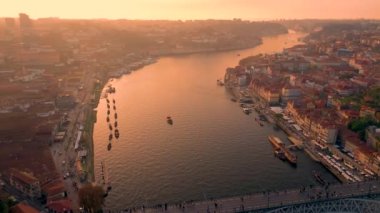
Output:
top-left (2, 0), bottom-right (380, 20)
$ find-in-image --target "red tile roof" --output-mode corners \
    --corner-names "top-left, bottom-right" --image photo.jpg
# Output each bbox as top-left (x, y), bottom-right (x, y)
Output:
top-left (47, 199), bottom-right (72, 213)
top-left (10, 203), bottom-right (39, 213)
top-left (10, 169), bottom-right (38, 185)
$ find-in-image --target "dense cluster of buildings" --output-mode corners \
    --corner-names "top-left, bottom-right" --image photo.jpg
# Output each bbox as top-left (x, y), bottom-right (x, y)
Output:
top-left (225, 22), bottom-right (380, 175)
top-left (0, 14), bottom-right (92, 212)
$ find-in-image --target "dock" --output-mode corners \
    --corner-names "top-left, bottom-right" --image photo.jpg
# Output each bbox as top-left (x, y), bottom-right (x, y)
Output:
top-left (303, 147), bottom-right (320, 162)
top-left (287, 136), bottom-right (304, 150)
top-left (100, 160), bottom-right (111, 192)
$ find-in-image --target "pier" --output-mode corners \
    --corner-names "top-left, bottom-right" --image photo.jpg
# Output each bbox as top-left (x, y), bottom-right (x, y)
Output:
top-left (287, 136), bottom-right (303, 150)
top-left (121, 180), bottom-right (380, 213)
top-left (100, 160), bottom-right (111, 193)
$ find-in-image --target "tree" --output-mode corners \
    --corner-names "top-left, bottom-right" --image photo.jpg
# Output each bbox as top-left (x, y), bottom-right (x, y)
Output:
top-left (348, 116), bottom-right (380, 141)
top-left (78, 184), bottom-right (105, 213)
top-left (0, 200), bottom-right (9, 213)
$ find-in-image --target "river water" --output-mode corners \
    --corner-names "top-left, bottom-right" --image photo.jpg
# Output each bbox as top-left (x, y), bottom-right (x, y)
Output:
top-left (93, 32), bottom-right (338, 209)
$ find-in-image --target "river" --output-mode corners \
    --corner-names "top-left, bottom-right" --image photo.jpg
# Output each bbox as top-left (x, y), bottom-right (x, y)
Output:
top-left (93, 32), bottom-right (338, 209)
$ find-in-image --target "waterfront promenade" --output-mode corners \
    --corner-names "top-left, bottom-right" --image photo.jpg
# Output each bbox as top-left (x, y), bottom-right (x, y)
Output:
top-left (120, 180), bottom-right (380, 213)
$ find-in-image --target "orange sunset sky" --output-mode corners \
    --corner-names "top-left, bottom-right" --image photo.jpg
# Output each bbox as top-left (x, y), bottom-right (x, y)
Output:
top-left (2, 0), bottom-right (380, 20)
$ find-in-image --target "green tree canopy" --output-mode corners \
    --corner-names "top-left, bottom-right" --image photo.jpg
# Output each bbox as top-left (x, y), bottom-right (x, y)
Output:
top-left (348, 116), bottom-right (380, 140)
top-left (0, 200), bottom-right (9, 213)
top-left (78, 184), bottom-right (105, 213)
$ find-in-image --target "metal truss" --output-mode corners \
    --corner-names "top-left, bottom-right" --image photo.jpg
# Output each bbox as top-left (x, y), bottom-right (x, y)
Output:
top-left (261, 198), bottom-right (380, 213)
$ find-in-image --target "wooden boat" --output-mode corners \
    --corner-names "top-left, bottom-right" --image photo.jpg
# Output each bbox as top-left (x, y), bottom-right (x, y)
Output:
top-left (167, 116), bottom-right (173, 125)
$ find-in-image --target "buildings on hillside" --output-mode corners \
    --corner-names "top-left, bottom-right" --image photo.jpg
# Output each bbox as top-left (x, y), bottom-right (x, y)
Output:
top-left (226, 25), bottom-right (380, 175)
top-left (9, 169), bottom-right (41, 198)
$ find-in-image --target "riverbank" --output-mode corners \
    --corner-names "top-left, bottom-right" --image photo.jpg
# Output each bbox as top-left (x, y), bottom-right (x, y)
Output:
top-left (225, 43), bottom-right (377, 185)
top-left (84, 79), bottom-right (107, 182)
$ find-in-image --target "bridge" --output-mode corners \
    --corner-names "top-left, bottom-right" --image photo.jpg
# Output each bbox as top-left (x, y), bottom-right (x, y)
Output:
top-left (264, 198), bottom-right (380, 213)
top-left (114, 180), bottom-right (380, 213)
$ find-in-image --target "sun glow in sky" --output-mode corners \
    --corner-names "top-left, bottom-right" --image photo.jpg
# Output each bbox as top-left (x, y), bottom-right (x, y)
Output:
top-left (2, 0), bottom-right (380, 20)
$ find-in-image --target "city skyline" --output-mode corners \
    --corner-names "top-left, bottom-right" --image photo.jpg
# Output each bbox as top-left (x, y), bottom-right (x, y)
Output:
top-left (2, 0), bottom-right (380, 20)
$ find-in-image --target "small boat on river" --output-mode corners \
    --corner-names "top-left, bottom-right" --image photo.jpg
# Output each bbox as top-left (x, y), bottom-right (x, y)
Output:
top-left (167, 116), bottom-right (173, 125)
top-left (216, 79), bottom-right (224, 86)
top-left (313, 170), bottom-right (326, 185)
top-left (242, 108), bottom-right (251, 115)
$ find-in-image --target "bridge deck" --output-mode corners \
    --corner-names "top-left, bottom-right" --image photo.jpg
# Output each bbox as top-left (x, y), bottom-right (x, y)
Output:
top-left (113, 180), bottom-right (380, 213)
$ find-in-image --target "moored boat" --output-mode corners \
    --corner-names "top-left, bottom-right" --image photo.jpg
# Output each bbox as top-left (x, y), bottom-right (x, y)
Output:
top-left (268, 135), bottom-right (297, 166)
top-left (216, 79), bottom-right (225, 86)
top-left (109, 133), bottom-right (113, 140)
top-left (106, 86), bottom-right (116, 94)
top-left (274, 149), bottom-right (286, 160)
top-left (242, 108), bottom-right (251, 114)
top-left (268, 136), bottom-right (284, 150)
top-left (259, 114), bottom-right (267, 121)
top-left (285, 150), bottom-right (297, 166)
top-left (114, 113), bottom-right (118, 119)
top-left (313, 170), bottom-right (326, 185)
top-left (107, 142), bottom-right (112, 151)
top-left (115, 129), bottom-right (120, 139)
